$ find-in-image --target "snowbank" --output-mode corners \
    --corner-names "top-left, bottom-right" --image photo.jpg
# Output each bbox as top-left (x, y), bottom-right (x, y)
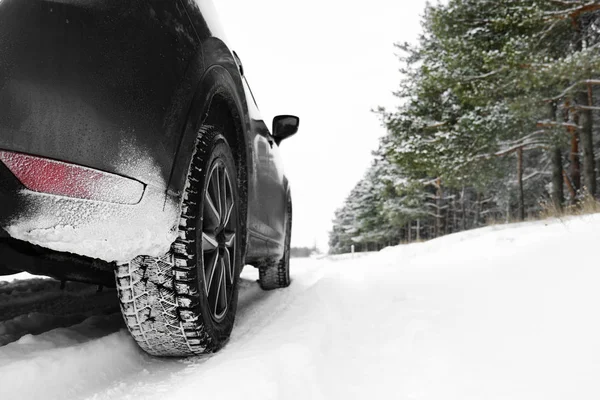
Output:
top-left (0, 272), bottom-right (44, 283)
top-left (0, 214), bottom-right (599, 399)
top-left (0, 315), bottom-right (148, 400)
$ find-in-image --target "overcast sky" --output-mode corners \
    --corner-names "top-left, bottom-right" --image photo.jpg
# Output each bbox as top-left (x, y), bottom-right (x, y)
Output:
top-left (216, 0), bottom-right (430, 249)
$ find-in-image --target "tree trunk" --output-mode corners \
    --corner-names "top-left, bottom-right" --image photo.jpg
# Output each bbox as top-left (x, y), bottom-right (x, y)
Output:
top-left (563, 170), bottom-right (577, 200)
top-left (416, 219), bottom-right (421, 241)
top-left (574, 18), bottom-right (596, 197)
top-left (460, 187), bottom-right (467, 231)
top-left (435, 178), bottom-right (443, 237)
top-left (549, 102), bottom-right (564, 211)
top-left (452, 195), bottom-right (457, 233)
top-left (578, 90), bottom-right (596, 196)
top-left (445, 202), bottom-right (450, 235)
top-left (517, 147), bottom-right (525, 221)
top-left (474, 192), bottom-right (481, 226)
top-left (570, 126), bottom-right (581, 196)
top-left (552, 147), bottom-right (564, 212)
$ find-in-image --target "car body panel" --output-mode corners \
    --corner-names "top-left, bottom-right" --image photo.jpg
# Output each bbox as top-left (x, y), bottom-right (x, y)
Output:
top-left (177, 0), bottom-right (289, 259)
top-left (0, 0), bottom-right (290, 268)
top-left (0, 0), bottom-right (199, 187)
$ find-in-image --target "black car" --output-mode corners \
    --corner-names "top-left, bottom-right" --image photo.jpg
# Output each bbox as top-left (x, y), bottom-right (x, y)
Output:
top-left (0, 0), bottom-right (299, 356)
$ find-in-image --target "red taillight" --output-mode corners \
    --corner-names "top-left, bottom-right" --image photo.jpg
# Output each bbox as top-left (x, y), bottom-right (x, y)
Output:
top-left (0, 150), bottom-right (144, 205)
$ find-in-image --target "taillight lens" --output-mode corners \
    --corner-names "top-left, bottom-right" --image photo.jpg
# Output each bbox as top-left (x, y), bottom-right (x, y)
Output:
top-left (0, 150), bottom-right (144, 205)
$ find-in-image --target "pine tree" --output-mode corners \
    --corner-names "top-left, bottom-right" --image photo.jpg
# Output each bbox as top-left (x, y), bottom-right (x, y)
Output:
top-left (330, 0), bottom-right (600, 253)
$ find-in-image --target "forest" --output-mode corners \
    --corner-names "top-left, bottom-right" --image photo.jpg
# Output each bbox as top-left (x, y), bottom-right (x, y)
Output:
top-left (329, 0), bottom-right (600, 254)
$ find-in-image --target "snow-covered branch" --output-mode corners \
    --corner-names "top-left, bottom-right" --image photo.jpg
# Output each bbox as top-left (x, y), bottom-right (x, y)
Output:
top-left (546, 80), bottom-right (600, 101)
top-left (464, 67), bottom-right (508, 82)
top-left (495, 141), bottom-right (548, 157)
top-left (544, 1), bottom-right (600, 20)
top-left (536, 120), bottom-right (579, 129)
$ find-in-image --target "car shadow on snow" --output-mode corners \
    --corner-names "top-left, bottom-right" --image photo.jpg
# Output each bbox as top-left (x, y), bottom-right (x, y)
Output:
top-left (0, 270), bottom-right (291, 400)
top-left (0, 267), bottom-right (277, 351)
top-left (0, 278), bottom-right (121, 346)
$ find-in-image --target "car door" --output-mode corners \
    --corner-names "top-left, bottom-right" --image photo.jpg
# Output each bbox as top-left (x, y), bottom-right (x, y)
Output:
top-left (239, 74), bottom-right (287, 244)
top-left (238, 73), bottom-right (280, 237)
top-left (265, 130), bottom-right (288, 246)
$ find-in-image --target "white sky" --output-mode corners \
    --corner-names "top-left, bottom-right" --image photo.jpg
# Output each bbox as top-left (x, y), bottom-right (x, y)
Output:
top-left (215, 0), bottom-right (429, 249)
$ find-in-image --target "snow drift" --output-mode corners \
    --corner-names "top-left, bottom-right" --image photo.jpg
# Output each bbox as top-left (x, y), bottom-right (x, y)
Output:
top-left (1, 214), bottom-right (599, 399)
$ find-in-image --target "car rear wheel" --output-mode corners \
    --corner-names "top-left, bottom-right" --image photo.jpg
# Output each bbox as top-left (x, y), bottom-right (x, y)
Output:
top-left (258, 196), bottom-right (292, 290)
top-left (115, 126), bottom-right (242, 356)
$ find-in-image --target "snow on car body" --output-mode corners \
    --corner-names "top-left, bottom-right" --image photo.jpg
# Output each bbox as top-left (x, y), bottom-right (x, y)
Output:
top-left (0, 0), bottom-right (299, 356)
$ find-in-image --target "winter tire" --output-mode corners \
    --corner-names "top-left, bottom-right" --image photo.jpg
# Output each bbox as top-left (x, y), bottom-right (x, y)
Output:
top-left (258, 196), bottom-right (292, 290)
top-left (115, 126), bottom-right (242, 356)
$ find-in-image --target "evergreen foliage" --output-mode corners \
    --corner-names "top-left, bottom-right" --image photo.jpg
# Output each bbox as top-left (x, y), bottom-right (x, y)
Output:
top-left (329, 0), bottom-right (600, 254)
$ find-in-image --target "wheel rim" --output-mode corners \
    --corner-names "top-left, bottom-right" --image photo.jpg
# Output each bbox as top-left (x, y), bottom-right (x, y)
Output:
top-left (201, 159), bottom-right (236, 322)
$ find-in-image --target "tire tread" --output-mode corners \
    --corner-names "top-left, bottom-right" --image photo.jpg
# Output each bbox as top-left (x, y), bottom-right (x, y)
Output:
top-left (115, 126), bottom-right (222, 356)
top-left (258, 198), bottom-right (292, 290)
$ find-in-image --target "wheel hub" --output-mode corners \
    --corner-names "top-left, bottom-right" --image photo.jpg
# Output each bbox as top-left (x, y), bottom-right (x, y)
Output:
top-left (216, 230), bottom-right (227, 248)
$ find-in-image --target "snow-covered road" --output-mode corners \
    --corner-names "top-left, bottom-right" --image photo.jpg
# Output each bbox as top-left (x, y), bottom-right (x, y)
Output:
top-left (1, 215), bottom-right (600, 400)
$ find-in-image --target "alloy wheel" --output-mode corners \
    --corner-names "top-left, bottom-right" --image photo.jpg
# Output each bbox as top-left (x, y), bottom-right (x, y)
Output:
top-left (201, 159), bottom-right (237, 322)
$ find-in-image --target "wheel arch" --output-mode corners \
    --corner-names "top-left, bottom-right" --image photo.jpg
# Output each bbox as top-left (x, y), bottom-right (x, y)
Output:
top-left (168, 65), bottom-right (252, 262)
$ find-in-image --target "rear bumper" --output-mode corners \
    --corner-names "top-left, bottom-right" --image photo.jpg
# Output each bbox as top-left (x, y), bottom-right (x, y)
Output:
top-left (0, 0), bottom-right (196, 262)
top-left (0, 163), bottom-right (180, 263)
top-left (0, 230), bottom-right (116, 286)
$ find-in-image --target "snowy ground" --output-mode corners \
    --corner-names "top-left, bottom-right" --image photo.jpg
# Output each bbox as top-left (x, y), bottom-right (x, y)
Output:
top-left (1, 215), bottom-right (600, 400)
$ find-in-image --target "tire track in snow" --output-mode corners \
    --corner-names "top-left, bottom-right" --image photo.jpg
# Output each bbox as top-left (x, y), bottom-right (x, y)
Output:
top-left (84, 261), bottom-right (328, 400)
top-left (0, 262), bottom-right (325, 400)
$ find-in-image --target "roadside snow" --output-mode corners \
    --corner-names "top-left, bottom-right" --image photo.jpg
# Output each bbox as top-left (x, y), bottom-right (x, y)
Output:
top-left (0, 315), bottom-right (146, 400)
top-left (1, 214), bottom-right (599, 399)
top-left (0, 272), bottom-right (44, 282)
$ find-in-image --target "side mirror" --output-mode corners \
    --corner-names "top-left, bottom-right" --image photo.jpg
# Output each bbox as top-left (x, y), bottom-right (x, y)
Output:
top-left (272, 115), bottom-right (299, 145)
